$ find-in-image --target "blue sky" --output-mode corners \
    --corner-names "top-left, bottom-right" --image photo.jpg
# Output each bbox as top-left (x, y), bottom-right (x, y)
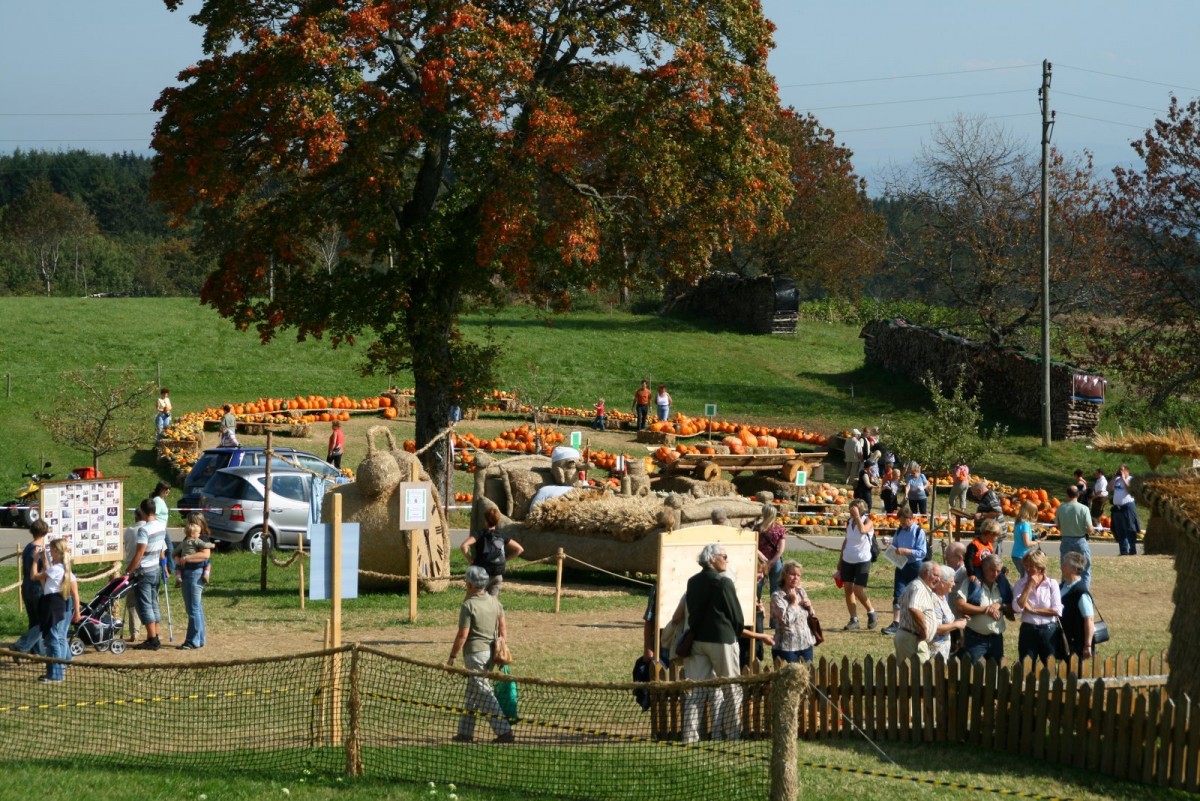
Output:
top-left (1, 0), bottom-right (1196, 193)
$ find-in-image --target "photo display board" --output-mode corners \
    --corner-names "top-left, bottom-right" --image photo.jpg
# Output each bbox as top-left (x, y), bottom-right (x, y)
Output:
top-left (655, 524), bottom-right (757, 633)
top-left (39, 478), bottom-right (125, 564)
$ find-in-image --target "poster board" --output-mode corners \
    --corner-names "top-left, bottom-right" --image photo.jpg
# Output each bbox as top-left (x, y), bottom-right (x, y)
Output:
top-left (398, 481), bottom-right (432, 530)
top-left (654, 524), bottom-right (757, 637)
top-left (308, 521), bottom-right (361, 601)
top-left (38, 477), bottom-right (125, 564)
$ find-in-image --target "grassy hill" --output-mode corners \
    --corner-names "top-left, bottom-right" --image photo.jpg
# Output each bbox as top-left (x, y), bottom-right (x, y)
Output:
top-left (0, 296), bottom-right (1151, 504)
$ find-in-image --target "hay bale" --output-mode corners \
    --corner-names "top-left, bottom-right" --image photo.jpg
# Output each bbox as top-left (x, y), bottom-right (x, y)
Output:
top-left (652, 475), bottom-right (737, 497)
top-left (525, 491), bottom-right (663, 542)
top-left (734, 475), bottom-right (803, 501)
top-left (636, 430), bottom-right (676, 445)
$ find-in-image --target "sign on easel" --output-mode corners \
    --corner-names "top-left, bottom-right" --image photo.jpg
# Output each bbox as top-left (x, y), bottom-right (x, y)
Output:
top-left (399, 481), bottom-right (432, 530)
top-left (654, 524), bottom-right (757, 645)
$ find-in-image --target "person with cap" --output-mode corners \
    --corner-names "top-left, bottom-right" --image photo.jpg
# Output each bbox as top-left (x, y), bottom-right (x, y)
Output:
top-left (880, 506), bottom-right (928, 636)
top-left (843, 429), bottom-right (864, 484)
top-left (447, 565), bottom-right (515, 744)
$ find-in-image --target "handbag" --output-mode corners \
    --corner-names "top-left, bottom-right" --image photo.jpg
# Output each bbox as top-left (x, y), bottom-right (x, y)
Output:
top-left (494, 665), bottom-right (519, 722)
top-left (869, 533), bottom-right (881, 562)
top-left (676, 629), bottom-right (696, 658)
top-left (492, 636), bottom-right (513, 666)
top-left (1092, 601), bottom-right (1111, 645)
top-left (807, 613), bottom-right (825, 646)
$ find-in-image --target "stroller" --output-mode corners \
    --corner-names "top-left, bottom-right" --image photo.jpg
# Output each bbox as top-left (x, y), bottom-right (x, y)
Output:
top-left (69, 574), bottom-right (133, 655)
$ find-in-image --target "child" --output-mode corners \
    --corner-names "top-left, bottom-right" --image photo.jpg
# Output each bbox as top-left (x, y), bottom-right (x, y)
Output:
top-left (33, 539), bottom-right (78, 682)
top-left (1010, 500), bottom-right (1043, 578)
top-left (592, 397), bottom-right (606, 431)
top-left (183, 512), bottom-right (215, 584)
top-left (175, 521), bottom-right (215, 650)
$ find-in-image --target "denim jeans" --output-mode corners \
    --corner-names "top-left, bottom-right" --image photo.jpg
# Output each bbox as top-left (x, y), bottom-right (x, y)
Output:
top-left (961, 629), bottom-right (1004, 663)
top-left (181, 568), bottom-right (206, 648)
top-left (1059, 537), bottom-right (1092, 590)
top-left (774, 647), bottom-right (814, 664)
top-left (14, 583), bottom-right (45, 654)
top-left (40, 597), bottom-right (72, 680)
top-left (133, 567), bottom-right (162, 624)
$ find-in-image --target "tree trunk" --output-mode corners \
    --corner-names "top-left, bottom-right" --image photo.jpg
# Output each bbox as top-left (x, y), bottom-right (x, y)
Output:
top-left (408, 278), bottom-right (458, 503)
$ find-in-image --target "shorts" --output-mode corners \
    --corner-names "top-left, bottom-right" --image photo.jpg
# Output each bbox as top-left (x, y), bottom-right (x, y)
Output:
top-left (840, 560), bottom-right (871, 587)
top-left (133, 567), bottom-right (162, 624)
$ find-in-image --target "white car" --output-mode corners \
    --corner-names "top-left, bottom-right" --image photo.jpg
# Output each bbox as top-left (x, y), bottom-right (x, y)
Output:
top-left (199, 466), bottom-right (326, 553)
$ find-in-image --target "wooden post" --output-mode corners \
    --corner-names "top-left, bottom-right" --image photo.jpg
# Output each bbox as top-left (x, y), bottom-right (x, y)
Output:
top-left (554, 547), bottom-right (565, 613)
top-left (260, 431), bottom-right (273, 591)
top-left (330, 492), bottom-right (343, 745)
top-left (298, 485), bottom-right (307, 610)
top-left (408, 530), bottom-right (419, 623)
top-left (770, 663), bottom-right (808, 801)
top-left (5, 373), bottom-right (10, 398)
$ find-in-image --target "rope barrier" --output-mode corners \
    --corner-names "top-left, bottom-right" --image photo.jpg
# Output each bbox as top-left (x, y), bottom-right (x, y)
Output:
top-left (561, 554), bottom-right (653, 587)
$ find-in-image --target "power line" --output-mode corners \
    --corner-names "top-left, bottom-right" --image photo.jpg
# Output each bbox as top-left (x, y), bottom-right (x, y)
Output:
top-left (801, 89), bottom-right (1027, 112)
top-left (836, 112), bottom-right (1039, 134)
top-left (1056, 91), bottom-right (1166, 113)
top-left (1056, 112), bottom-right (1147, 131)
top-left (778, 63), bottom-right (1036, 89)
top-left (0, 112), bottom-right (156, 117)
top-left (1056, 62), bottom-right (1200, 94)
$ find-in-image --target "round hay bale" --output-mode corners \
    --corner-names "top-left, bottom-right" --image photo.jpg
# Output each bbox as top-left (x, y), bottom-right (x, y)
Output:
top-left (693, 460), bottom-right (722, 482)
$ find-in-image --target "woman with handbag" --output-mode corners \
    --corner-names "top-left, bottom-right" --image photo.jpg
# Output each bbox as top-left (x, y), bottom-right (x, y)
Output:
top-left (1058, 551), bottom-right (1099, 660)
top-left (771, 560), bottom-right (818, 664)
top-left (446, 566), bottom-right (515, 744)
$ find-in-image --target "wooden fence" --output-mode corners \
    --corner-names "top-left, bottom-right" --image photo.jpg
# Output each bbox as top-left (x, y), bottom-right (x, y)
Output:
top-left (652, 650), bottom-right (1197, 792)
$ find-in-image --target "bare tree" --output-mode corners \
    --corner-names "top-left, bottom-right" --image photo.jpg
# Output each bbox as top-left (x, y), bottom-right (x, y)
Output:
top-left (36, 366), bottom-right (156, 472)
top-left (885, 114), bottom-right (1113, 346)
top-left (509, 362), bottom-right (566, 452)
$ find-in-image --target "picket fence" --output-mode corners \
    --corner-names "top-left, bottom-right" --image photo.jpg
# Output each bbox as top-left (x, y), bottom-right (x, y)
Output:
top-left (651, 650), bottom-right (1195, 791)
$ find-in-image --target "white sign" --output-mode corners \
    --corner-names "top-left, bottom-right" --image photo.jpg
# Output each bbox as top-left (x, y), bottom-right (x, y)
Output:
top-left (39, 478), bottom-right (125, 564)
top-left (399, 481), bottom-right (432, 530)
top-left (308, 522), bottom-right (360, 601)
top-left (704, 403), bottom-right (717, 417)
top-left (654, 525), bottom-right (757, 637)
top-left (570, 431), bottom-right (583, 448)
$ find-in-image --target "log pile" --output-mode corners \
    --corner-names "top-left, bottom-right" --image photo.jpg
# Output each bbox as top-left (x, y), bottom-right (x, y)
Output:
top-left (860, 318), bottom-right (1105, 440)
top-left (662, 273), bottom-right (800, 335)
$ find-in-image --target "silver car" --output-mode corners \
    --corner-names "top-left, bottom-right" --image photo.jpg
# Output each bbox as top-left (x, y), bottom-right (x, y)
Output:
top-left (199, 466), bottom-right (323, 553)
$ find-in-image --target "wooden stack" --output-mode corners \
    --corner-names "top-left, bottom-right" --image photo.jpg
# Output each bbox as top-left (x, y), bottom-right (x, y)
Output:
top-left (860, 318), bottom-right (1105, 440)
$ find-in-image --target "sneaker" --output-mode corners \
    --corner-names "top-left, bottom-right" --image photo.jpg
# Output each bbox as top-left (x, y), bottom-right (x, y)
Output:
top-left (37, 676), bottom-right (64, 683)
top-left (451, 734), bottom-right (474, 744)
top-left (881, 623), bottom-right (899, 636)
top-left (493, 732), bottom-right (515, 744)
top-left (178, 644), bottom-right (194, 650)
top-left (133, 638), bottom-right (161, 651)
top-left (867, 612), bottom-right (878, 630)
top-left (843, 618), bottom-right (860, 631)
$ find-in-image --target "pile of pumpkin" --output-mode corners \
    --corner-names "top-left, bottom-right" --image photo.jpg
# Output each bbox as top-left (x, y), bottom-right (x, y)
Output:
top-left (200, 394), bottom-right (400, 425)
top-left (647, 415), bottom-right (829, 447)
top-left (451, 424), bottom-right (566, 454)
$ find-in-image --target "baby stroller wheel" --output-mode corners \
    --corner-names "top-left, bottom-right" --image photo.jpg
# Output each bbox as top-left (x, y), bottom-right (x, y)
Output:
top-left (109, 638), bottom-right (127, 655)
top-left (69, 638), bottom-right (85, 657)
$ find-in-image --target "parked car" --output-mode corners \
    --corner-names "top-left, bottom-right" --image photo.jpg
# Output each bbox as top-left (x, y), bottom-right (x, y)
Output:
top-left (179, 447), bottom-right (343, 521)
top-left (198, 466), bottom-right (322, 553)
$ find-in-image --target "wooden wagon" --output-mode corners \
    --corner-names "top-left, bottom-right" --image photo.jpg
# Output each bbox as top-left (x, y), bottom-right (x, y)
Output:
top-left (657, 451), bottom-right (827, 483)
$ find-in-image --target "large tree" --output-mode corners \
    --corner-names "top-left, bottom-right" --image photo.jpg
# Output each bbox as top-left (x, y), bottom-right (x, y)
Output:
top-left (1081, 96), bottom-right (1200, 421)
top-left (151, 0), bottom-right (790, 487)
top-left (713, 109), bottom-right (884, 296)
top-left (884, 114), bottom-right (1113, 346)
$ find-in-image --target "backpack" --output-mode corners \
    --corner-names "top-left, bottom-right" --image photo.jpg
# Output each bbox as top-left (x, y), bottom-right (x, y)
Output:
top-left (476, 530), bottom-right (507, 576)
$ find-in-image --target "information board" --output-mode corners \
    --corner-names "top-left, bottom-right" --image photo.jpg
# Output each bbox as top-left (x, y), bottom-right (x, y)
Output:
top-left (654, 524), bottom-right (757, 635)
top-left (38, 477), bottom-right (125, 564)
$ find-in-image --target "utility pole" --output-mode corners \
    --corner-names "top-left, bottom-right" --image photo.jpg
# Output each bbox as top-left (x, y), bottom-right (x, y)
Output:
top-left (1038, 59), bottom-right (1055, 448)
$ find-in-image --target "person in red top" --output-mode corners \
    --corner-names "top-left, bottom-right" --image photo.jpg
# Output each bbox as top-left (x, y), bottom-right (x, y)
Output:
top-left (633, 380), bottom-right (651, 430)
top-left (327, 420), bottom-right (345, 469)
top-left (592, 397), bottom-right (606, 431)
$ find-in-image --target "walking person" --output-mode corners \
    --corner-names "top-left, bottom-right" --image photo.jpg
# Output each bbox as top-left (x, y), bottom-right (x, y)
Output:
top-left (123, 498), bottom-right (168, 651)
top-left (655, 384), bottom-right (671, 422)
top-left (633, 380), bottom-right (651, 431)
top-left (904, 462), bottom-right (930, 517)
top-left (839, 499), bottom-right (878, 631)
top-left (854, 452), bottom-right (881, 512)
top-left (1055, 485), bottom-right (1094, 589)
top-left (1090, 468), bottom-right (1109, 529)
top-left (591, 397), bottom-right (606, 431)
top-left (753, 502), bottom-right (787, 599)
top-left (1110, 464), bottom-right (1140, 556)
top-left (156, 387), bottom-right (172, 440)
top-left (219, 404), bottom-right (240, 447)
top-left (12, 520), bottom-right (49, 655)
top-left (447, 566), bottom-right (514, 744)
top-left (174, 521), bottom-right (214, 650)
top-left (33, 538), bottom-right (80, 682)
top-left (881, 506), bottom-right (927, 636)
top-left (843, 430), bottom-right (863, 484)
top-left (327, 420), bottom-right (345, 469)
top-left (461, 506), bottom-right (524, 597)
top-left (681, 544), bottom-right (744, 743)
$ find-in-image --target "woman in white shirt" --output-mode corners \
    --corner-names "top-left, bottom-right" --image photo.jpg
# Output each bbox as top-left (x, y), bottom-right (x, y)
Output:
top-left (838, 499), bottom-right (878, 631)
top-left (655, 384), bottom-right (671, 422)
top-left (33, 539), bottom-right (80, 683)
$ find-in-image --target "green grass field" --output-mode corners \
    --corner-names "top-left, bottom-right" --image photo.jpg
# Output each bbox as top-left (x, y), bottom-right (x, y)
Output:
top-left (0, 296), bottom-right (1158, 505)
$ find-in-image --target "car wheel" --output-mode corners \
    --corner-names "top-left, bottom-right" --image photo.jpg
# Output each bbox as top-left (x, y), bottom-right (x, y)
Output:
top-left (242, 527), bottom-right (273, 554)
top-left (69, 638), bottom-right (85, 657)
top-left (20, 507), bottom-right (39, 527)
top-left (110, 638), bottom-right (127, 655)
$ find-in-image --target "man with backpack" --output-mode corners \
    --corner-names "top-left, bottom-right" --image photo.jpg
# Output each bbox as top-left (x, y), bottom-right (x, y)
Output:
top-left (461, 506), bottom-right (525, 596)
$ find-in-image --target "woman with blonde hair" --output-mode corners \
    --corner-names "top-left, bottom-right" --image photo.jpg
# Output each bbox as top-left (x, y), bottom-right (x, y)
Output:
top-left (33, 539), bottom-right (80, 682)
top-left (1012, 549), bottom-right (1063, 663)
top-left (1009, 500), bottom-right (1043, 578)
top-left (838, 499), bottom-right (878, 630)
top-left (771, 560), bottom-right (817, 663)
